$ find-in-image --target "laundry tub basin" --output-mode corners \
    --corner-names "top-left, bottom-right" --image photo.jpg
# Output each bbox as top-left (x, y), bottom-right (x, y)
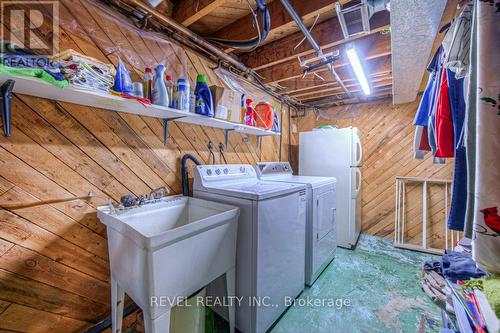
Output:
top-left (97, 195), bottom-right (239, 332)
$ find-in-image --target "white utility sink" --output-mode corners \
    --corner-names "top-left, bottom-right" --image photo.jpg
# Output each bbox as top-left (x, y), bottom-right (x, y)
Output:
top-left (97, 195), bottom-right (239, 333)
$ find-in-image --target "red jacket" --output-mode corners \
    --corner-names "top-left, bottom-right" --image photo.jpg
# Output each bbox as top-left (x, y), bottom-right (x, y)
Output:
top-left (434, 68), bottom-right (455, 158)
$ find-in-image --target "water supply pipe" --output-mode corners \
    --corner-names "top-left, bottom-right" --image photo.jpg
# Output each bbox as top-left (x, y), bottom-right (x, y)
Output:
top-left (181, 154), bottom-right (201, 196)
top-left (279, 0), bottom-right (351, 97)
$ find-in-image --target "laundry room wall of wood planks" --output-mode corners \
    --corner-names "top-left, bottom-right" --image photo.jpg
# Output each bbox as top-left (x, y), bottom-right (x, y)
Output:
top-left (294, 98), bottom-right (454, 242)
top-left (0, 0), bottom-right (292, 330)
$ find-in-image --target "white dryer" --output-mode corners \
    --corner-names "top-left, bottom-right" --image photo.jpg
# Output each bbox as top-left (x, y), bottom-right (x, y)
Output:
top-left (193, 164), bottom-right (306, 333)
top-left (255, 162), bottom-right (337, 286)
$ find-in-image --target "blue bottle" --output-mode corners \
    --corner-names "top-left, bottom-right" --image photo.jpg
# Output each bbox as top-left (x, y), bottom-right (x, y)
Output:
top-left (194, 74), bottom-right (214, 117)
top-left (152, 64), bottom-right (169, 107)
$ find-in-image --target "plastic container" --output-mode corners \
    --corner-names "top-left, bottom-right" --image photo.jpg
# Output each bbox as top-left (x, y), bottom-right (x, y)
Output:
top-left (165, 74), bottom-right (174, 107)
top-left (194, 74), bottom-right (214, 117)
top-left (254, 102), bottom-right (275, 130)
top-left (152, 65), bottom-right (169, 107)
top-left (173, 79), bottom-right (190, 112)
top-left (112, 58), bottom-right (133, 94)
top-left (243, 98), bottom-right (255, 126)
top-left (143, 67), bottom-right (154, 100)
top-left (132, 82), bottom-right (144, 98)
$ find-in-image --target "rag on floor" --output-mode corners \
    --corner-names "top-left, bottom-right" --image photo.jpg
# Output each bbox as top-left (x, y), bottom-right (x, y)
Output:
top-left (441, 251), bottom-right (485, 282)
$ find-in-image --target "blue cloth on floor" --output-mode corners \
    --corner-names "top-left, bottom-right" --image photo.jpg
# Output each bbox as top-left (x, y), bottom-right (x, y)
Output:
top-left (447, 69), bottom-right (467, 231)
top-left (423, 260), bottom-right (441, 272)
top-left (441, 251), bottom-right (485, 282)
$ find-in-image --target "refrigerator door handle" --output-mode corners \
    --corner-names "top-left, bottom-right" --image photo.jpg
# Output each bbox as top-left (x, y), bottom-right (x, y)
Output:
top-left (355, 168), bottom-right (362, 196)
top-left (355, 134), bottom-right (362, 166)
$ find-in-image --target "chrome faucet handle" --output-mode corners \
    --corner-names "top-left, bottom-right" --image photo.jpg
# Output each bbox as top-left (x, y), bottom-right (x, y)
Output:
top-left (150, 186), bottom-right (169, 200)
top-left (137, 194), bottom-right (147, 205)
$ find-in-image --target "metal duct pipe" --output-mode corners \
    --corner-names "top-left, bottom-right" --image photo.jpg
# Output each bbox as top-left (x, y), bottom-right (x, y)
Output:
top-left (279, 0), bottom-right (351, 97)
top-left (126, 0), bottom-right (251, 74)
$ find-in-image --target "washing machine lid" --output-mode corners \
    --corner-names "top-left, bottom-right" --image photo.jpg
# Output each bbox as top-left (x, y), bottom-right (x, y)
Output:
top-left (199, 180), bottom-right (305, 200)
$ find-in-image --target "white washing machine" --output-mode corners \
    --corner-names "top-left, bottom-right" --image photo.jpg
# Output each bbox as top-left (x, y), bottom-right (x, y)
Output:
top-left (193, 164), bottom-right (306, 333)
top-left (255, 162), bottom-right (337, 286)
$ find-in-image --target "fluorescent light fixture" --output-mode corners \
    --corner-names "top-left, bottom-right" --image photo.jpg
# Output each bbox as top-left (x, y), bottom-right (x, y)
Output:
top-left (346, 47), bottom-right (371, 95)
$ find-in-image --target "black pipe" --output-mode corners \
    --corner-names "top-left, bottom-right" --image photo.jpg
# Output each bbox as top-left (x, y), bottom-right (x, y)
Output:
top-left (1, 80), bottom-right (15, 137)
top-left (181, 154), bottom-right (201, 196)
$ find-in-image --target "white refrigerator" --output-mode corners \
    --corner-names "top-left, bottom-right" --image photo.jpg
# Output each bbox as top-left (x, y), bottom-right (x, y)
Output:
top-left (299, 127), bottom-right (362, 249)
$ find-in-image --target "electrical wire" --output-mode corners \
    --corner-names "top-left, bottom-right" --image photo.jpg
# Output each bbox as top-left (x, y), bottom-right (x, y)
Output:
top-left (218, 143), bottom-right (228, 164)
top-left (208, 0), bottom-right (271, 50)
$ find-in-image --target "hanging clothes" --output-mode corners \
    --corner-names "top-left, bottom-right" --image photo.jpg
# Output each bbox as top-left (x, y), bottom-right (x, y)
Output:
top-left (463, 2), bottom-right (478, 239)
top-left (472, 0), bottom-right (500, 275)
top-left (447, 69), bottom-right (467, 231)
top-left (434, 68), bottom-right (455, 158)
top-left (444, 4), bottom-right (473, 79)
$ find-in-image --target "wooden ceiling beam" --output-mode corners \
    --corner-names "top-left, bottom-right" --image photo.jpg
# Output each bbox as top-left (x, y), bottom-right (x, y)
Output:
top-left (293, 77), bottom-right (393, 99)
top-left (210, 0), bottom-right (349, 50)
top-left (290, 74), bottom-right (393, 98)
top-left (173, 0), bottom-right (226, 27)
top-left (299, 81), bottom-right (393, 102)
top-left (258, 32), bottom-right (391, 84)
top-left (239, 11), bottom-right (390, 70)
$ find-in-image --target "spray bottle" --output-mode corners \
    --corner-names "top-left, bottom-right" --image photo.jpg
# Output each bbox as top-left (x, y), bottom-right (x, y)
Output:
top-left (165, 74), bottom-right (174, 107)
top-left (152, 64), bottom-right (169, 107)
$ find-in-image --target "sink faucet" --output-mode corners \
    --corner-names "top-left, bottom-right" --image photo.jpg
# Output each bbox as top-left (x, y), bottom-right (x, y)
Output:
top-left (149, 186), bottom-right (169, 201)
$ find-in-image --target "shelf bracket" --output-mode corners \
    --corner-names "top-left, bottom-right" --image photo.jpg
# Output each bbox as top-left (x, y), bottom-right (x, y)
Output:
top-left (256, 136), bottom-right (261, 149)
top-left (224, 129), bottom-right (234, 147)
top-left (163, 116), bottom-right (186, 144)
top-left (1, 79), bottom-right (15, 137)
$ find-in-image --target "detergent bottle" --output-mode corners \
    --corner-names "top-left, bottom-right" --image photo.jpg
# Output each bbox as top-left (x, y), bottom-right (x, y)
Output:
top-left (244, 98), bottom-right (255, 126)
top-left (194, 74), bottom-right (214, 117)
top-left (143, 67), bottom-right (154, 100)
top-left (152, 64), bottom-right (169, 107)
top-left (173, 78), bottom-right (190, 112)
top-left (254, 102), bottom-right (275, 130)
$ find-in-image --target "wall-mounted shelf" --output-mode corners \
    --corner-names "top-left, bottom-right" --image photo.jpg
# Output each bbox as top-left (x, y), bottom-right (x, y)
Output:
top-left (0, 74), bottom-right (280, 145)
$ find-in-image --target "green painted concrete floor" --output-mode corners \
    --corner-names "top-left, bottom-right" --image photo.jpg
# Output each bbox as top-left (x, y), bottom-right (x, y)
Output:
top-left (216, 234), bottom-right (441, 333)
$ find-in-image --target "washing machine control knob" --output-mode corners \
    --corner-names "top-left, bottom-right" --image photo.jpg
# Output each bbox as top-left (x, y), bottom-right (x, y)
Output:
top-left (223, 168), bottom-right (229, 174)
top-left (239, 166), bottom-right (245, 173)
top-left (206, 169), bottom-right (212, 176)
top-left (215, 169), bottom-right (221, 175)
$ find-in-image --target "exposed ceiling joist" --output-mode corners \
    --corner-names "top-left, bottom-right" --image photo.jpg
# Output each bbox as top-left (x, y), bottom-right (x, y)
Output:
top-left (173, 0), bottom-right (226, 26)
top-left (279, 57), bottom-right (391, 95)
top-left (295, 77), bottom-right (393, 99)
top-left (240, 10), bottom-right (390, 70)
top-left (299, 81), bottom-right (393, 102)
top-left (211, 0), bottom-right (350, 50)
top-left (258, 32), bottom-right (391, 84)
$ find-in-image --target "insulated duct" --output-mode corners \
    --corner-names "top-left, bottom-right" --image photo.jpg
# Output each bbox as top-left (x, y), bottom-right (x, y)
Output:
top-left (335, 0), bottom-right (390, 39)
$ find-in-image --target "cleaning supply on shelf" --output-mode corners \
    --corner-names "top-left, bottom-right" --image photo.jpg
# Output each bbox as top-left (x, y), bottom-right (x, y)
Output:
top-left (240, 94), bottom-right (247, 123)
top-left (0, 62), bottom-right (68, 88)
top-left (143, 67), bottom-right (154, 100)
top-left (254, 101), bottom-right (274, 130)
top-left (244, 98), bottom-right (255, 126)
top-left (173, 78), bottom-right (190, 112)
top-left (194, 74), bottom-right (214, 117)
top-left (165, 74), bottom-right (174, 107)
top-left (272, 104), bottom-right (280, 133)
top-left (132, 82), bottom-right (144, 98)
top-left (152, 64), bottom-right (169, 107)
top-left (112, 58), bottom-right (133, 95)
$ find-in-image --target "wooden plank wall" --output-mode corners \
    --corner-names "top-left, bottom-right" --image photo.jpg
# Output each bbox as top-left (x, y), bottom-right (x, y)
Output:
top-left (0, 1), bottom-right (291, 331)
top-left (294, 98), bottom-right (454, 241)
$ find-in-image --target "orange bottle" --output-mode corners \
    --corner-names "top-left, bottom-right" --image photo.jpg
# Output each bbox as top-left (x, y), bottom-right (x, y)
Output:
top-left (254, 102), bottom-right (274, 130)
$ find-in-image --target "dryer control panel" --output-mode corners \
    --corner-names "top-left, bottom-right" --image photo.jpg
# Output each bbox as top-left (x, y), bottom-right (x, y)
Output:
top-left (255, 162), bottom-right (293, 177)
